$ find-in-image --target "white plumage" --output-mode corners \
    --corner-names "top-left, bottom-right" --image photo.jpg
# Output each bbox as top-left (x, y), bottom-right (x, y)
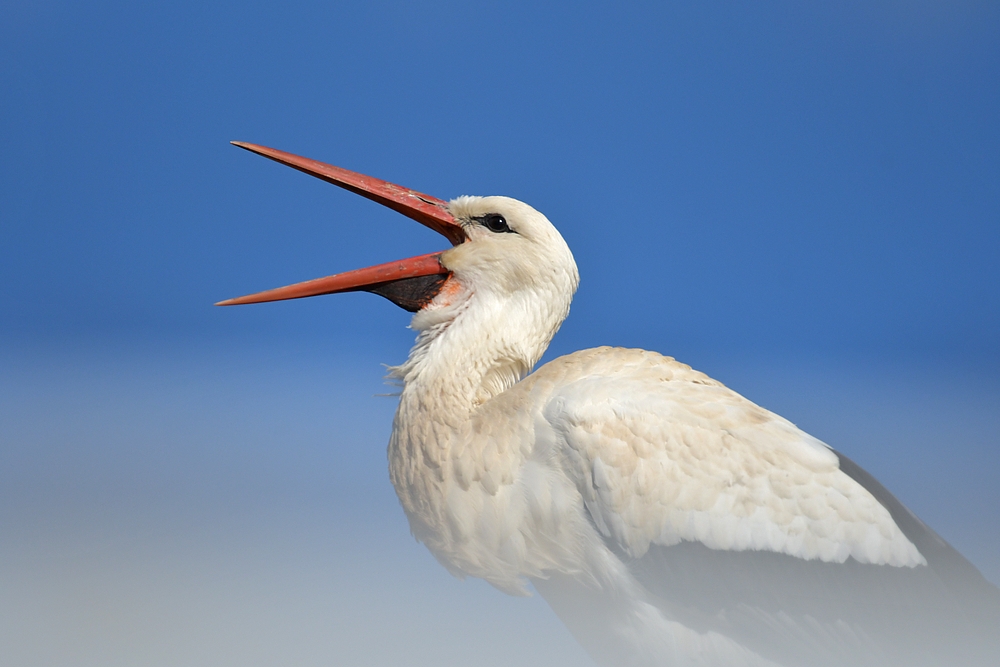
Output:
top-left (223, 145), bottom-right (1000, 667)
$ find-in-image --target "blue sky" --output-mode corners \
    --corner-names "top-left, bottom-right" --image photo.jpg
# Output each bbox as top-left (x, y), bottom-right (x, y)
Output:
top-left (2, 2), bottom-right (999, 665)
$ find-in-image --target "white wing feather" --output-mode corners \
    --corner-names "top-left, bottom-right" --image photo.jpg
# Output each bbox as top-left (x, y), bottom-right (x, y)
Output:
top-left (533, 347), bottom-right (923, 567)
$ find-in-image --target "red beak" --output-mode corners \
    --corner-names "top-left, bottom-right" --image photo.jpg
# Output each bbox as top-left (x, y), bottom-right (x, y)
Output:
top-left (216, 142), bottom-right (465, 310)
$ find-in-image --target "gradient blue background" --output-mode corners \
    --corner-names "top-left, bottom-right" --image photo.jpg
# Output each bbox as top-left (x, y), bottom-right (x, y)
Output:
top-left (2, 2), bottom-right (998, 665)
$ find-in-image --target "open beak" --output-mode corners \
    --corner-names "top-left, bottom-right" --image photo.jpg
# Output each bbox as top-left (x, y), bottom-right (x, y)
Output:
top-left (216, 142), bottom-right (465, 311)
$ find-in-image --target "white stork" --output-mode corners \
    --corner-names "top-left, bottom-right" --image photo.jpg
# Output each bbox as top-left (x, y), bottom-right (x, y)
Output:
top-left (220, 143), bottom-right (1000, 667)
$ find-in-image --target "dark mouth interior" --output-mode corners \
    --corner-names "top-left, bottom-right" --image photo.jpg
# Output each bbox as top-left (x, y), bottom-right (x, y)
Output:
top-left (364, 273), bottom-right (451, 312)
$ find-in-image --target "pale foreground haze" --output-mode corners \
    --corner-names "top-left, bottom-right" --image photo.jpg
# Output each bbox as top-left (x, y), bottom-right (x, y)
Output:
top-left (2, 343), bottom-right (997, 666)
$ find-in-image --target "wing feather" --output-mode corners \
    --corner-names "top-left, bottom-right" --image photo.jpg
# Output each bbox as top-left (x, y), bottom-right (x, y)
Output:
top-left (540, 350), bottom-right (920, 567)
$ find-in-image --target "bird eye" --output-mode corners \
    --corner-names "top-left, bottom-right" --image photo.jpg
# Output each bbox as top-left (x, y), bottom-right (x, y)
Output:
top-left (480, 214), bottom-right (512, 234)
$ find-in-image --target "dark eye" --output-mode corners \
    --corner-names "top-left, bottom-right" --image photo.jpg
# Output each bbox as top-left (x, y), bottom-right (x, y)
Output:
top-left (480, 213), bottom-right (512, 234)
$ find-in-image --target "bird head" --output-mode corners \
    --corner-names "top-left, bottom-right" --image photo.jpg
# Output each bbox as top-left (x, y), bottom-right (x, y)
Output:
top-left (216, 142), bottom-right (579, 376)
top-left (438, 195), bottom-right (577, 310)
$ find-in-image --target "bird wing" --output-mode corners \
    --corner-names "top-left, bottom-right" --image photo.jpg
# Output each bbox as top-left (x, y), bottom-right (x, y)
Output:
top-left (537, 347), bottom-right (919, 567)
top-left (529, 347), bottom-right (1000, 666)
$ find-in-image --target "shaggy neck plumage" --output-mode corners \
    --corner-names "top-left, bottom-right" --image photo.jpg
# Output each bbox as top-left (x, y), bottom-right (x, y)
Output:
top-left (390, 286), bottom-right (560, 422)
top-left (386, 278), bottom-right (571, 550)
